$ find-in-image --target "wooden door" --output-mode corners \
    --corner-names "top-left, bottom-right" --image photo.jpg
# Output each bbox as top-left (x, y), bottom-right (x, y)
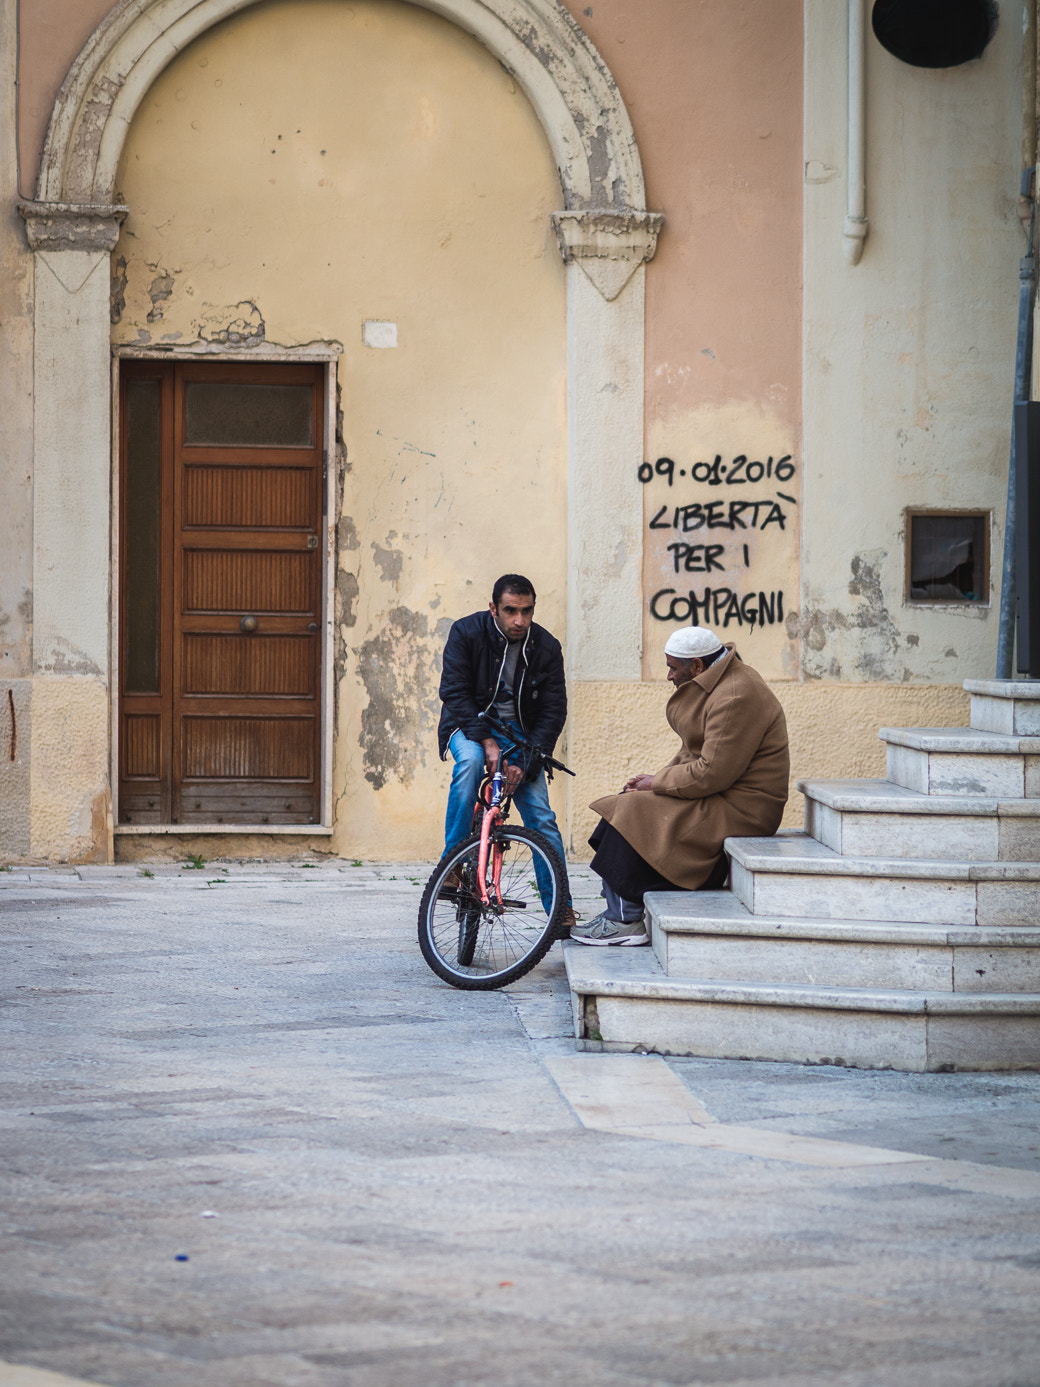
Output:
top-left (119, 361), bottom-right (324, 826)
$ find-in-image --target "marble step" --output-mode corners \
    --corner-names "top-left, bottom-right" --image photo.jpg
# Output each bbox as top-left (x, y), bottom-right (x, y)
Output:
top-left (964, 678), bottom-right (1040, 736)
top-left (799, 778), bottom-right (1040, 861)
top-left (880, 726), bottom-right (1040, 798)
top-left (726, 833), bottom-right (1040, 927)
top-left (563, 943), bottom-right (1040, 1072)
top-left (646, 889), bottom-right (1040, 992)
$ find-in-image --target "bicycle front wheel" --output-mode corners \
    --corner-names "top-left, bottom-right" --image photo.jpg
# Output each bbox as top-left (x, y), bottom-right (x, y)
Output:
top-left (418, 826), bottom-right (567, 990)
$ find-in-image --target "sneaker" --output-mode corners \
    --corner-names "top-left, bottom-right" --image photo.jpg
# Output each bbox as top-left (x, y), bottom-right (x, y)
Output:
top-left (567, 912), bottom-right (649, 947)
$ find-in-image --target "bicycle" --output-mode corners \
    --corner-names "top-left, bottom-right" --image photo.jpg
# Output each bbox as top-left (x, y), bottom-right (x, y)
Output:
top-left (417, 716), bottom-right (574, 990)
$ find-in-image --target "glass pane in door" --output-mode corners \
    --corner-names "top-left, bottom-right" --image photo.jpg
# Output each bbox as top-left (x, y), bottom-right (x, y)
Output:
top-left (184, 382), bottom-right (313, 447)
top-left (124, 379), bottom-right (162, 694)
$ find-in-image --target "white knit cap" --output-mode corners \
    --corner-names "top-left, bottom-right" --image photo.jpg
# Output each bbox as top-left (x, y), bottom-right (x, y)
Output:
top-left (664, 626), bottom-right (724, 660)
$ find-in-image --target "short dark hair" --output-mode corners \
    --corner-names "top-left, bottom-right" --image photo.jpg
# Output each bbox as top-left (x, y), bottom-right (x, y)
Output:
top-left (492, 574), bottom-right (536, 605)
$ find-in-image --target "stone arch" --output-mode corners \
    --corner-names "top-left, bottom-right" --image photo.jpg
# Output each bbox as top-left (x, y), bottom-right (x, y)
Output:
top-left (37, 0), bottom-right (645, 213)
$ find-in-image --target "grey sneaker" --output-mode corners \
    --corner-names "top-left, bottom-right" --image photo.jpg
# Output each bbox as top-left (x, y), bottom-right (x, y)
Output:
top-left (568, 912), bottom-right (649, 947)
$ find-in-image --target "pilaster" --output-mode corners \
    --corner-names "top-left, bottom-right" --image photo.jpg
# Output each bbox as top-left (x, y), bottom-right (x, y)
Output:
top-left (18, 202), bottom-right (126, 676)
top-left (18, 201), bottom-right (124, 862)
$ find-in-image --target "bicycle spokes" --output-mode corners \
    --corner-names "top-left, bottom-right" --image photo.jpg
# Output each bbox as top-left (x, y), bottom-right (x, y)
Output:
top-left (417, 827), bottom-right (566, 990)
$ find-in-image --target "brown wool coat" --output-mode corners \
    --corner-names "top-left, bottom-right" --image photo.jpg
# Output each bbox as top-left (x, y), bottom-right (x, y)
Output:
top-left (589, 647), bottom-right (790, 890)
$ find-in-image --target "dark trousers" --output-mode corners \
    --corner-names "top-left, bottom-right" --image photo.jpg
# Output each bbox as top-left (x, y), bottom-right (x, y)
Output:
top-left (588, 818), bottom-right (729, 912)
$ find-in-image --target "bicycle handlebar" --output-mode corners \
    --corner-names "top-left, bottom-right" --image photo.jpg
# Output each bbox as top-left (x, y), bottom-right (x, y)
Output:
top-left (480, 710), bottom-right (575, 779)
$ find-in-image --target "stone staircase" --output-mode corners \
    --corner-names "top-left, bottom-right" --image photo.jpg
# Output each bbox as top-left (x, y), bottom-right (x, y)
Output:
top-left (564, 679), bottom-right (1040, 1071)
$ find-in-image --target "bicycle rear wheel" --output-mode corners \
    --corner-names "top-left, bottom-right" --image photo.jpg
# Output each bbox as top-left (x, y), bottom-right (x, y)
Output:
top-left (418, 826), bottom-right (566, 989)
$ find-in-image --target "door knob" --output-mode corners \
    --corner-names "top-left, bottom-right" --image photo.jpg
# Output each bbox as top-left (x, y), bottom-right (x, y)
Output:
top-left (240, 615), bottom-right (258, 633)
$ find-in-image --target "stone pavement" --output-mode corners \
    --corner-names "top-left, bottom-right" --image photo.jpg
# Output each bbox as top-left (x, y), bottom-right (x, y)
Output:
top-left (1, 859), bottom-right (1039, 1387)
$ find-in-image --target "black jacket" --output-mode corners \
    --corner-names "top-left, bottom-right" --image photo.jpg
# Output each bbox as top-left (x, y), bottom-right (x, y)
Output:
top-left (437, 610), bottom-right (567, 759)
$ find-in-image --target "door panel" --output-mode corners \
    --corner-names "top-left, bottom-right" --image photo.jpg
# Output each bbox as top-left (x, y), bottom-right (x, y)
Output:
top-left (182, 635), bottom-right (316, 697)
top-left (123, 714), bottom-right (163, 778)
top-left (184, 466), bottom-right (315, 528)
top-left (181, 549), bottom-right (315, 613)
top-left (181, 716), bottom-right (314, 778)
top-left (119, 361), bottom-right (324, 827)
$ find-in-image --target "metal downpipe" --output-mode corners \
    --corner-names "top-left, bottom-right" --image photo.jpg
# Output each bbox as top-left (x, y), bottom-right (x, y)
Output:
top-left (996, 168), bottom-right (1036, 679)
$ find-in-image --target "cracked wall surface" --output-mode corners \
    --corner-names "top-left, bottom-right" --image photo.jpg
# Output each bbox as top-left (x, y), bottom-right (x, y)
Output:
top-left (800, 0), bottom-right (1021, 684)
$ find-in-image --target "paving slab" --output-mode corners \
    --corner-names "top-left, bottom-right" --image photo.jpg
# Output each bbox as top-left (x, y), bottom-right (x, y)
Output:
top-left (1, 863), bottom-right (1039, 1386)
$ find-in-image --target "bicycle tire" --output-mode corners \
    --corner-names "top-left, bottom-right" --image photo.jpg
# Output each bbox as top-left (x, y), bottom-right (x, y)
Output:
top-left (418, 826), bottom-right (567, 990)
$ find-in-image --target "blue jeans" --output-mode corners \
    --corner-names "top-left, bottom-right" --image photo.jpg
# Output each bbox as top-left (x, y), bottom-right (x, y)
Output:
top-left (444, 726), bottom-right (570, 910)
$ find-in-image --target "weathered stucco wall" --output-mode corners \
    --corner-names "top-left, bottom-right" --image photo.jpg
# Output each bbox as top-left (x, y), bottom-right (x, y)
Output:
top-left (110, 0), bottom-right (567, 860)
top-left (30, 676), bottom-right (112, 861)
top-left (802, 0), bottom-right (1024, 684)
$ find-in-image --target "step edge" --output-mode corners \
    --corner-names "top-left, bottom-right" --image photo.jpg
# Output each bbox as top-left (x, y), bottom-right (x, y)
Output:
top-left (798, 781), bottom-right (1040, 816)
top-left (724, 843), bottom-right (1040, 880)
top-left (566, 975), bottom-right (1040, 1014)
top-left (964, 679), bottom-right (1040, 700)
top-left (651, 915), bottom-right (1040, 946)
top-left (880, 728), bottom-right (1040, 753)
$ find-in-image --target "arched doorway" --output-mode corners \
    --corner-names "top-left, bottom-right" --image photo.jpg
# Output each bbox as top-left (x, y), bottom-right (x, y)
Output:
top-left (20, 0), bottom-right (660, 860)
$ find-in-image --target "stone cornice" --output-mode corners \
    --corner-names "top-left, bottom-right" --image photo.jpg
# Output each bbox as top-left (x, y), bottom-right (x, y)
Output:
top-left (551, 210), bottom-right (664, 300)
top-left (18, 202), bottom-right (129, 254)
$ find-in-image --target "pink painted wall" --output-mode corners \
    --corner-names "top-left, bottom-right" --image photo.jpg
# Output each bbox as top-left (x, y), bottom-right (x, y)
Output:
top-left (559, 0), bottom-right (804, 445)
top-left (16, 0), bottom-right (114, 197)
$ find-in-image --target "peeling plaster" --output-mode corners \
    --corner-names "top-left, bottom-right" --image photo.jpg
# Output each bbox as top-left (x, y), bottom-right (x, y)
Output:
top-left (337, 516), bottom-right (360, 552)
top-left (356, 607), bottom-right (447, 791)
top-left (110, 255), bottom-right (127, 324)
top-left (371, 540), bottom-right (403, 585)
top-left (790, 550), bottom-right (902, 683)
top-left (67, 74), bottom-right (124, 200)
top-left (336, 569), bottom-right (359, 629)
top-left (195, 300), bottom-right (265, 347)
top-left (146, 269), bottom-right (176, 322)
top-left (847, 552), bottom-right (901, 680)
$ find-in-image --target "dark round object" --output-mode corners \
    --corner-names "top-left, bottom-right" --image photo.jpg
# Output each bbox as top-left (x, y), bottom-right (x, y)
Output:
top-left (872, 0), bottom-right (998, 68)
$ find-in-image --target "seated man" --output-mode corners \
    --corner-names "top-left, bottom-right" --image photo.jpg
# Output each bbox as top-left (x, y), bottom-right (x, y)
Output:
top-left (437, 573), bottom-right (574, 925)
top-left (570, 625), bottom-right (790, 946)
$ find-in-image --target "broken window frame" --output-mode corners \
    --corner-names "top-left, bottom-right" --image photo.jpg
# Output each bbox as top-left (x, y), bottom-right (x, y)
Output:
top-left (904, 508), bottom-right (991, 606)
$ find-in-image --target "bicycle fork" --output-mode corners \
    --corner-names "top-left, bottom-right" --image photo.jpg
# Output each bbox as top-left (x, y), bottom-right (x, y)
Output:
top-left (477, 771), bottom-right (506, 909)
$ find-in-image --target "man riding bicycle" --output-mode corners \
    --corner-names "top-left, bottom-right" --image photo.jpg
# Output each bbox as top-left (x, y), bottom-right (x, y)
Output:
top-left (437, 574), bottom-right (574, 929)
